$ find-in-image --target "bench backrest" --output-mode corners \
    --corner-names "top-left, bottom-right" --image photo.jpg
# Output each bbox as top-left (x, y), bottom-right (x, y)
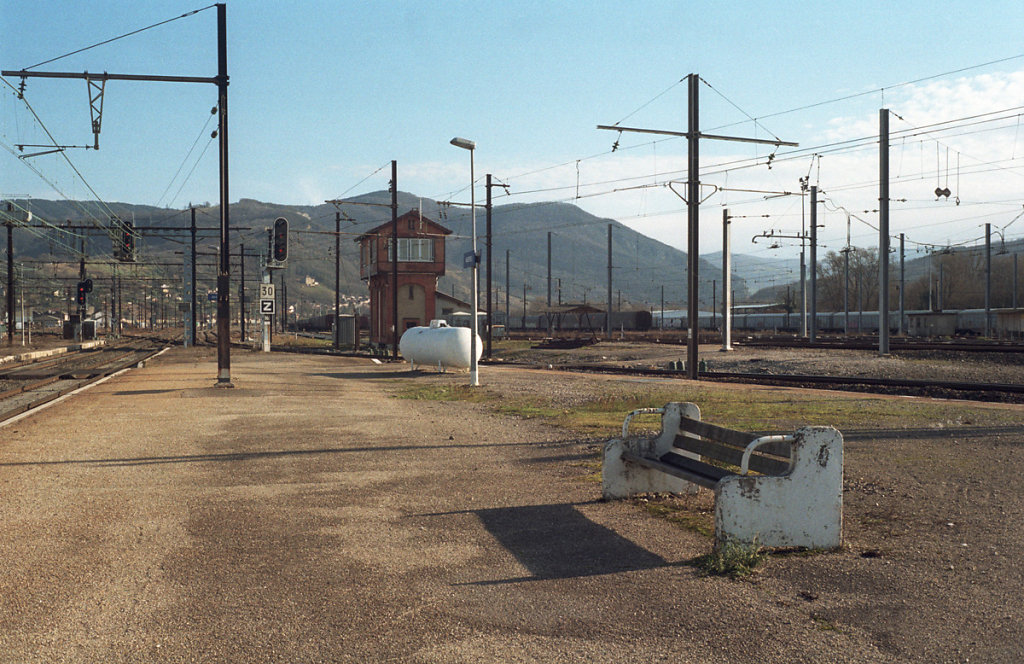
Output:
top-left (674, 416), bottom-right (791, 476)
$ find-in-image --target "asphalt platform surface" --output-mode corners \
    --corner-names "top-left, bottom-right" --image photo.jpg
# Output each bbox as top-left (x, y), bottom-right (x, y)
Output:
top-left (1, 345), bottom-right (1021, 663)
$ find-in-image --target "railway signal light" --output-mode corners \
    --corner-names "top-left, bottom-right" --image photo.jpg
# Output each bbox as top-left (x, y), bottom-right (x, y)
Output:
top-left (76, 281), bottom-right (87, 305)
top-left (112, 217), bottom-right (136, 262)
top-left (121, 220), bottom-right (136, 262)
top-left (272, 217), bottom-right (288, 263)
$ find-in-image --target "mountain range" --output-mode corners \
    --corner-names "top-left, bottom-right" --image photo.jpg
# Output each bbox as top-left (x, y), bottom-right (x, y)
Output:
top-left (5, 193), bottom-right (761, 318)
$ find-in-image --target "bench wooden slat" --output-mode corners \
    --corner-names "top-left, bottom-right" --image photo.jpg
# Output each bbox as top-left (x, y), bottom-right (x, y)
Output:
top-left (658, 451), bottom-right (732, 487)
top-left (672, 435), bottom-right (792, 476)
top-left (676, 417), bottom-right (757, 447)
top-left (676, 418), bottom-right (791, 457)
top-left (620, 450), bottom-right (720, 490)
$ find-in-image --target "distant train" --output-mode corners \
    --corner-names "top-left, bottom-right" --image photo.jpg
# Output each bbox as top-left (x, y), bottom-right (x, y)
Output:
top-left (690, 308), bottom-right (1005, 337)
top-left (296, 307), bottom-right (1016, 339)
top-left (294, 313), bottom-right (368, 333)
top-left (510, 310), bottom-right (653, 332)
top-left (509, 307), bottom-right (1011, 337)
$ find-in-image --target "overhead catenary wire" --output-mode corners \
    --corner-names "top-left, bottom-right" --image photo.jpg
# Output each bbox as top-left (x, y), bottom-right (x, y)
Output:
top-left (22, 5), bottom-right (217, 71)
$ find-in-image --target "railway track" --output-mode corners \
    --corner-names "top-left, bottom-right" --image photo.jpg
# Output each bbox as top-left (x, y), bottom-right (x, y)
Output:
top-left (0, 341), bottom-right (167, 425)
top-left (550, 363), bottom-right (1024, 404)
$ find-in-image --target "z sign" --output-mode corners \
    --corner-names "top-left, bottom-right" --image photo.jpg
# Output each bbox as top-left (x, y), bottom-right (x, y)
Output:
top-left (260, 299), bottom-right (275, 315)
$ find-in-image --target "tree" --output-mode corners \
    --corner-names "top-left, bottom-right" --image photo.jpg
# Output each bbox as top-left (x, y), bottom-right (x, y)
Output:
top-left (815, 248), bottom-right (879, 313)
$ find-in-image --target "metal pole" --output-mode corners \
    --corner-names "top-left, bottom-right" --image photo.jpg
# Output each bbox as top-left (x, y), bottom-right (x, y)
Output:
top-left (810, 185), bottom-right (818, 342)
top-left (546, 231), bottom-right (552, 336)
top-left (606, 224), bottom-right (612, 338)
top-left (505, 250), bottom-right (510, 333)
top-left (485, 173), bottom-right (493, 358)
top-left (78, 236), bottom-right (86, 341)
top-left (722, 209), bottom-right (732, 351)
top-left (985, 222), bottom-right (991, 337)
top-left (522, 281), bottom-right (527, 329)
top-left (334, 210), bottom-right (341, 350)
top-left (686, 73), bottom-right (700, 379)
top-left (190, 206), bottom-right (197, 345)
top-left (799, 250), bottom-right (806, 337)
top-left (468, 151), bottom-right (478, 386)
top-left (844, 213), bottom-right (850, 335)
top-left (281, 264), bottom-right (288, 333)
top-left (899, 233), bottom-right (905, 335)
top-left (391, 160), bottom-right (398, 358)
top-left (239, 243), bottom-right (245, 341)
top-left (215, 3), bottom-right (232, 386)
top-left (1014, 253), bottom-right (1019, 309)
top-left (879, 108), bottom-right (890, 355)
top-left (6, 214), bottom-right (13, 345)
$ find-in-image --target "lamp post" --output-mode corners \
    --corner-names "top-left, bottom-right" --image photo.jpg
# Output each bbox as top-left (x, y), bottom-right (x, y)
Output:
top-left (450, 136), bottom-right (479, 386)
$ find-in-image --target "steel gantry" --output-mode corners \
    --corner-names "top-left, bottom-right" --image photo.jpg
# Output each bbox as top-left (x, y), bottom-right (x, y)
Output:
top-left (599, 73), bottom-right (798, 379)
top-left (4, 4), bottom-right (234, 386)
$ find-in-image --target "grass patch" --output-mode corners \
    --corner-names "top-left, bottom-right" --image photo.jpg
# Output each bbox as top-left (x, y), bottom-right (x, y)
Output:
top-left (396, 383), bottom-right (498, 404)
top-left (392, 373), bottom-right (1024, 438)
top-left (693, 538), bottom-right (768, 578)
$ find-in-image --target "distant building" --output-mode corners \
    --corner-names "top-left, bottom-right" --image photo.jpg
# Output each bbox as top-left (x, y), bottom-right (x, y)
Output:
top-left (355, 210), bottom-right (452, 345)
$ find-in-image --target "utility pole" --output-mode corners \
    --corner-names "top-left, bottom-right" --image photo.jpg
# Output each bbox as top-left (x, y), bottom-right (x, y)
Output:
top-left (5, 205), bottom-right (13, 345)
top-left (190, 206), bottom-right (197, 346)
top-left (390, 160), bottom-right (398, 358)
top-left (483, 174), bottom-right (508, 357)
top-left (522, 282), bottom-right (528, 329)
top-left (334, 210), bottom-right (341, 350)
top-left (985, 222), bottom-right (991, 337)
top-left (281, 264), bottom-right (288, 333)
top-left (78, 235), bottom-right (86, 341)
top-left (214, 3), bottom-right (231, 384)
top-left (809, 185), bottom-right (818, 342)
top-left (686, 73), bottom-right (700, 373)
top-left (546, 231), bottom-right (552, 336)
top-left (239, 242), bottom-right (246, 341)
top-left (602, 73), bottom-right (797, 378)
top-left (721, 209), bottom-right (732, 351)
top-left (660, 284), bottom-right (665, 330)
top-left (843, 214), bottom-right (851, 335)
top-left (899, 233), bottom-right (905, 335)
top-left (879, 108), bottom-right (891, 355)
top-left (505, 250), bottom-right (510, 334)
top-left (606, 224), bottom-right (613, 339)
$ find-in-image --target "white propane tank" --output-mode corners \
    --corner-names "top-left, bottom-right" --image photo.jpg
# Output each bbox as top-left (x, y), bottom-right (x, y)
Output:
top-left (399, 320), bottom-right (482, 370)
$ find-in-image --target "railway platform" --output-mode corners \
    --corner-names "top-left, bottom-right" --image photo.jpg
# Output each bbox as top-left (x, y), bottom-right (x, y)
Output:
top-left (1, 346), bottom-right (1023, 662)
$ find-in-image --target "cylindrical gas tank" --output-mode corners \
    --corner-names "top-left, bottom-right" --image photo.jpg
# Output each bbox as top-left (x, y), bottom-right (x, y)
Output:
top-left (399, 320), bottom-right (482, 370)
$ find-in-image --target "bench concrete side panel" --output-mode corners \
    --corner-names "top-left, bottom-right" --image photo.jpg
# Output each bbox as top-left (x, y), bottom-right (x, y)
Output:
top-left (714, 426), bottom-right (843, 549)
top-left (602, 402), bottom-right (701, 499)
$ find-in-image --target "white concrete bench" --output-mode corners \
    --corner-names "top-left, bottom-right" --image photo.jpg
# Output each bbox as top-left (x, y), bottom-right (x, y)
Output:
top-left (602, 402), bottom-right (843, 549)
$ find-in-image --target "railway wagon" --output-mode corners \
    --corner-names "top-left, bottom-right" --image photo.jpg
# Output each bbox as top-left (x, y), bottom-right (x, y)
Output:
top-left (715, 309), bottom-right (995, 336)
top-left (529, 310), bottom-right (653, 332)
top-left (295, 314), bottom-right (335, 332)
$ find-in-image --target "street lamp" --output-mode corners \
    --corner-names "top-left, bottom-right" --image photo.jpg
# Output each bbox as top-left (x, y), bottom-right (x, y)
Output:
top-left (450, 136), bottom-right (479, 386)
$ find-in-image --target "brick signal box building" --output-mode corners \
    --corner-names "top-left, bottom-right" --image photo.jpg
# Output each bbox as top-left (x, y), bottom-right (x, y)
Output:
top-left (356, 210), bottom-right (452, 346)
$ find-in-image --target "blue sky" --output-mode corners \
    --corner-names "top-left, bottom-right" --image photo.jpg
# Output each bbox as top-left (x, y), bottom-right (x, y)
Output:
top-left (3, 1), bottom-right (1024, 267)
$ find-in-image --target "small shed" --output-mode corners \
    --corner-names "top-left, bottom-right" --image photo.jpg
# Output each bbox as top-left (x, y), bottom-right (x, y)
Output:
top-left (995, 308), bottom-right (1024, 340)
top-left (906, 311), bottom-right (957, 338)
